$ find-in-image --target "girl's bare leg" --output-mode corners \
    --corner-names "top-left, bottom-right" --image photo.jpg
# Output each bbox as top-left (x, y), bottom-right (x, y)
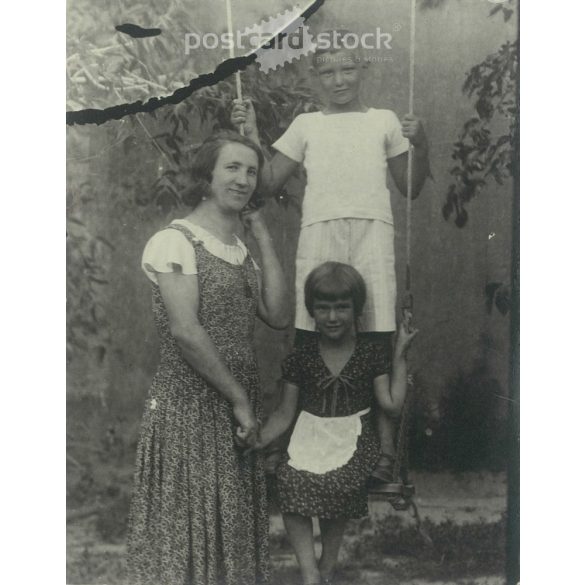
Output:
top-left (318, 517), bottom-right (348, 580)
top-left (361, 332), bottom-right (398, 482)
top-left (378, 411), bottom-right (397, 456)
top-left (283, 513), bottom-right (321, 585)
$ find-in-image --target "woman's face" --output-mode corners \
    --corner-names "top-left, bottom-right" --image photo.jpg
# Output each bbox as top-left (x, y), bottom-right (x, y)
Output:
top-left (208, 142), bottom-right (259, 212)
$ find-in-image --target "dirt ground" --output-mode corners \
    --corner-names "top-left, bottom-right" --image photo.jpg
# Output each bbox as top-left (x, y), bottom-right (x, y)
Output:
top-left (67, 470), bottom-right (507, 585)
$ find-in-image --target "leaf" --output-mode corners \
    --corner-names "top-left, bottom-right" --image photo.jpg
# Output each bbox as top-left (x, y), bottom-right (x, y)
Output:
top-left (485, 282), bottom-right (503, 314)
top-left (494, 286), bottom-right (511, 315)
top-left (95, 236), bottom-right (114, 250)
top-left (442, 201), bottom-right (454, 221)
top-left (88, 275), bottom-right (109, 285)
top-left (455, 208), bottom-right (468, 228)
top-left (489, 4), bottom-right (502, 17)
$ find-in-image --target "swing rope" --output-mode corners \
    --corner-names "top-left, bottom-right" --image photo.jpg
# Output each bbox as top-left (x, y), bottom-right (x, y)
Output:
top-left (394, 0), bottom-right (417, 501)
top-left (405, 0), bottom-right (416, 305)
top-left (376, 0), bottom-right (418, 512)
top-left (225, 0), bottom-right (244, 135)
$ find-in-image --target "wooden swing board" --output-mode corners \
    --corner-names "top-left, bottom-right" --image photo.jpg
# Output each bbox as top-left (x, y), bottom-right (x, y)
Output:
top-left (368, 483), bottom-right (415, 496)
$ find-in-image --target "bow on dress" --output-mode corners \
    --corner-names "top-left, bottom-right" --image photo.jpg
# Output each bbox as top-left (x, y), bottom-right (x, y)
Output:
top-left (317, 373), bottom-right (356, 417)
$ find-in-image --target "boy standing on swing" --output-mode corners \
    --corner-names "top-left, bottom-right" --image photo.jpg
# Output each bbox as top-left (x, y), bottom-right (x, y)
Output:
top-left (231, 29), bottom-right (430, 485)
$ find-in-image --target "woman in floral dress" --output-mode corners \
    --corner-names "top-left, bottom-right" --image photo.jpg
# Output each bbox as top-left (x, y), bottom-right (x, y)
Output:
top-left (126, 131), bottom-right (288, 585)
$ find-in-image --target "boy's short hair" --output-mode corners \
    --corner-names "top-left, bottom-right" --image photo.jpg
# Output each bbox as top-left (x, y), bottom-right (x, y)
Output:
top-left (186, 130), bottom-right (265, 208)
top-left (304, 261), bottom-right (367, 317)
top-left (312, 29), bottom-right (364, 68)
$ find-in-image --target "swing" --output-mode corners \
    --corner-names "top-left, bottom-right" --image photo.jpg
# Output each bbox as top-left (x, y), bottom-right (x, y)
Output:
top-left (367, 0), bottom-right (418, 513)
top-left (367, 345), bottom-right (416, 512)
top-left (226, 0), bottom-right (422, 514)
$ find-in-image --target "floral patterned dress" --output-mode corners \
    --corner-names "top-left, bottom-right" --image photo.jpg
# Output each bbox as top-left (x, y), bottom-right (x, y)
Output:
top-left (276, 337), bottom-right (388, 519)
top-left (127, 222), bottom-right (270, 585)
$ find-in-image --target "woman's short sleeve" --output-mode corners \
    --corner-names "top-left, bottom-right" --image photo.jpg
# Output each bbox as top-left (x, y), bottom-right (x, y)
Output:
top-left (281, 349), bottom-right (303, 387)
top-left (370, 342), bottom-right (391, 379)
top-left (141, 229), bottom-right (197, 283)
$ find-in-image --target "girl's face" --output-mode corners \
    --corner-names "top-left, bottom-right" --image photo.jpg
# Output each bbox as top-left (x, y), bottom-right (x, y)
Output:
top-left (314, 49), bottom-right (363, 109)
top-left (313, 297), bottom-right (356, 342)
top-left (208, 142), bottom-right (259, 212)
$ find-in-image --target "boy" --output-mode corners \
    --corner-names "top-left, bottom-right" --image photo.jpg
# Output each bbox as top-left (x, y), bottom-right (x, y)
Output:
top-left (231, 30), bottom-right (430, 485)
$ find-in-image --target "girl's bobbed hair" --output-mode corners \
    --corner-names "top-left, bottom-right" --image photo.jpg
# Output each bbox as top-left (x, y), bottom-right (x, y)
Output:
top-left (304, 261), bottom-right (367, 317)
top-left (184, 130), bottom-right (265, 208)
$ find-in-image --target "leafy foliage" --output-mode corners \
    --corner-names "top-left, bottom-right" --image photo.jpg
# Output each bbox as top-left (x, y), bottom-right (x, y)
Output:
top-left (437, 362), bottom-right (507, 471)
top-left (66, 213), bottom-right (113, 363)
top-left (443, 1), bottom-right (518, 227)
top-left (125, 64), bottom-right (320, 214)
top-left (67, 0), bottom-right (214, 110)
top-left (407, 360), bottom-right (507, 473)
top-left (67, 1), bottom-right (320, 360)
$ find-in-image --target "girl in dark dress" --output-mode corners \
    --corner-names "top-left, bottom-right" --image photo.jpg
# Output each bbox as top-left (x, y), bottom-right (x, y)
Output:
top-left (254, 262), bottom-right (417, 585)
top-left (126, 131), bottom-right (288, 585)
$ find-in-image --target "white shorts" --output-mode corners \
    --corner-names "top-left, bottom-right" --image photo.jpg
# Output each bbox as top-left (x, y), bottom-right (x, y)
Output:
top-left (295, 219), bottom-right (396, 332)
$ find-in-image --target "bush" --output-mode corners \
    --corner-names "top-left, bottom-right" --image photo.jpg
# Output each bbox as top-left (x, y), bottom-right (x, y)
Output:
top-left (438, 364), bottom-right (507, 471)
top-left (406, 359), bottom-right (508, 473)
top-left (348, 513), bottom-right (506, 581)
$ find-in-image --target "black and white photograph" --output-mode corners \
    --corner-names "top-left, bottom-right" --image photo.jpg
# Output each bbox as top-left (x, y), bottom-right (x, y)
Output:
top-left (64, 1), bottom-right (520, 583)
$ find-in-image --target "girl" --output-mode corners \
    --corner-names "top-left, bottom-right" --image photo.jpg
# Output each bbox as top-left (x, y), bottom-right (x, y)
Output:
top-left (252, 261), bottom-right (417, 585)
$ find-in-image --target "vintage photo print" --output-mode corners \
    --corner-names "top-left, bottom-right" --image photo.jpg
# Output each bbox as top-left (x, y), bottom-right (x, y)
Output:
top-left (65, 1), bottom-right (520, 583)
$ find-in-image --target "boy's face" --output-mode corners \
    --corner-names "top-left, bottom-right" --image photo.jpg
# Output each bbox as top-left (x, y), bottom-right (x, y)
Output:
top-left (314, 49), bottom-right (364, 107)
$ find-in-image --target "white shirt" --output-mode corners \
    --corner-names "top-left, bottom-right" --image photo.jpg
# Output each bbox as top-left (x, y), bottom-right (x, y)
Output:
top-left (272, 108), bottom-right (409, 228)
top-left (141, 219), bottom-right (257, 284)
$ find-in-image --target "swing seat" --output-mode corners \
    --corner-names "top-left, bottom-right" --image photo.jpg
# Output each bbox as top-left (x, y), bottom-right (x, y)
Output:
top-left (369, 481), bottom-right (415, 511)
top-left (369, 481), bottom-right (415, 496)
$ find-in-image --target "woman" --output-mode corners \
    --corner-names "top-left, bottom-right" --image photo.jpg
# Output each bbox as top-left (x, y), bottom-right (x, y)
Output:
top-left (127, 130), bottom-right (288, 585)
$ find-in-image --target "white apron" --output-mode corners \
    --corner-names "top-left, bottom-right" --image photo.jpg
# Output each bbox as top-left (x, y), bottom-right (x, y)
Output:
top-left (287, 408), bottom-right (371, 474)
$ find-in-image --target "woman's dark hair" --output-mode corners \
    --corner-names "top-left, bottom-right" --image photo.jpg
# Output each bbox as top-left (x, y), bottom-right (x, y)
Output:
top-left (185, 130), bottom-right (265, 208)
top-left (304, 261), bottom-right (367, 317)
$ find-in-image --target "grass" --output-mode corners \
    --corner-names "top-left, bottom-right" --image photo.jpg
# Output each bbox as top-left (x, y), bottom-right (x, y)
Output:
top-left (67, 399), bottom-right (506, 584)
top-left (346, 514), bottom-right (506, 581)
top-left (67, 512), bottom-right (505, 584)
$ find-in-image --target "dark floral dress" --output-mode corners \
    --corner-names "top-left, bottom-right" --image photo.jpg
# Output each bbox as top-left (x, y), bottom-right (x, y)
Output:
top-left (127, 224), bottom-right (270, 585)
top-left (276, 337), bottom-right (389, 519)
